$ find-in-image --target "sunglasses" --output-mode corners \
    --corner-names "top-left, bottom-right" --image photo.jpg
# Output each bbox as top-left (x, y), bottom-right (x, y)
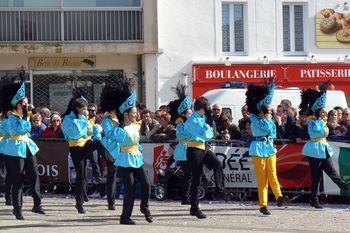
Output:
top-left (213, 109), bottom-right (221, 111)
top-left (88, 109), bottom-right (96, 112)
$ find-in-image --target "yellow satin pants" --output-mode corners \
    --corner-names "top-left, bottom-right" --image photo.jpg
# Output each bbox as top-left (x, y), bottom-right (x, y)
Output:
top-left (252, 155), bottom-right (282, 207)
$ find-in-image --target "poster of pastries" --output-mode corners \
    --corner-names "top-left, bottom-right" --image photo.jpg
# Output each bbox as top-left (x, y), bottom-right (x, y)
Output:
top-left (316, 1), bottom-right (350, 48)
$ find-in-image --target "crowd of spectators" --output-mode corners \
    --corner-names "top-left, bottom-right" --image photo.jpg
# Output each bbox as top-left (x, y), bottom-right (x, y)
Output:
top-left (29, 99), bottom-right (350, 144)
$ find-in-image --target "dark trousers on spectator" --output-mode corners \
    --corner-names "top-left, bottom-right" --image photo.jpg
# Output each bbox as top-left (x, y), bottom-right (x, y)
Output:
top-left (106, 159), bottom-right (118, 206)
top-left (187, 147), bottom-right (205, 209)
top-left (204, 149), bottom-right (225, 193)
top-left (308, 156), bottom-right (347, 199)
top-left (118, 166), bottom-right (150, 220)
top-left (179, 161), bottom-right (191, 202)
top-left (70, 140), bottom-right (104, 206)
top-left (5, 149), bottom-right (41, 210)
top-left (0, 154), bottom-right (12, 202)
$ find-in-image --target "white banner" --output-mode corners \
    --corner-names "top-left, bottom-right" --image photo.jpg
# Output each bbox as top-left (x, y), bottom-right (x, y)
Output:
top-left (323, 142), bottom-right (350, 195)
top-left (205, 146), bottom-right (256, 188)
top-left (141, 143), bottom-right (257, 188)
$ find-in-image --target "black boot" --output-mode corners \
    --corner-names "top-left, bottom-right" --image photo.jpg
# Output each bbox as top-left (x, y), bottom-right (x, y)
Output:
top-left (214, 190), bottom-right (233, 202)
top-left (259, 206), bottom-right (271, 215)
top-left (32, 205), bottom-right (46, 214)
top-left (277, 196), bottom-right (289, 207)
top-left (181, 199), bottom-right (191, 205)
top-left (108, 204), bottom-right (116, 210)
top-left (140, 208), bottom-right (153, 223)
top-left (190, 207), bottom-right (207, 219)
top-left (75, 204), bottom-right (86, 213)
top-left (5, 196), bottom-right (12, 206)
top-left (84, 193), bottom-right (89, 202)
top-left (13, 208), bottom-right (24, 220)
top-left (120, 218), bottom-right (136, 225)
top-left (310, 197), bottom-right (323, 209)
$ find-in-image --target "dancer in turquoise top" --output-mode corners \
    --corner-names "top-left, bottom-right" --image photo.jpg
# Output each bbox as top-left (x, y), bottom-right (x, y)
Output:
top-left (299, 81), bottom-right (349, 209)
top-left (246, 80), bottom-right (288, 215)
top-left (99, 73), bottom-right (153, 225)
top-left (0, 81), bottom-right (12, 206)
top-left (61, 89), bottom-right (106, 214)
top-left (99, 106), bottom-right (121, 211)
top-left (0, 72), bottom-right (45, 220)
top-left (167, 83), bottom-right (193, 205)
top-left (183, 96), bottom-right (213, 219)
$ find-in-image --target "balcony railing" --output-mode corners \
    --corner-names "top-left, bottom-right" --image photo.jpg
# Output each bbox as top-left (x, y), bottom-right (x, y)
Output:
top-left (0, 9), bottom-right (143, 43)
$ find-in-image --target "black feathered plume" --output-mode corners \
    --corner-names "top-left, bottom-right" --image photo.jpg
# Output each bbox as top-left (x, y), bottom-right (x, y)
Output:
top-left (245, 84), bottom-right (268, 115)
top-left (167, 82), bottom-right (188, 125)
top-left (100, 72), bottom-right (133, 122)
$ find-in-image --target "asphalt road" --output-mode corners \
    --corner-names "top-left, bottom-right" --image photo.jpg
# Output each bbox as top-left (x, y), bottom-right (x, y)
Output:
top-left (0, 195), bottom-right (349, 233)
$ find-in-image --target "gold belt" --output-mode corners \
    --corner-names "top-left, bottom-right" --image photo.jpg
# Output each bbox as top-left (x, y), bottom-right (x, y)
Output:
top-left (185, 141), bottom-right (205, 150)
top-left (121, 144), bottom-right (140, 155)
top-left (311, 137), bottom-right (327, 144)
top-left (69, 137), bottom-right (89, 147)
top-left (10, 134), bottom-right (30, 143)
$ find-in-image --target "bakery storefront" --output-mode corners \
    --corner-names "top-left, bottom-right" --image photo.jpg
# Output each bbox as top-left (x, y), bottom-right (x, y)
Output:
top-left (192, 63), bottom-right (350, 104)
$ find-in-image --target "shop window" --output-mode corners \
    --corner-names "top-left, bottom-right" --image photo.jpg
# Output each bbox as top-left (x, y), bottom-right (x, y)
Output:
top-left (282, 4), bottom-right (306, 54)
top-left (222, 3), bottom-right (245, 54)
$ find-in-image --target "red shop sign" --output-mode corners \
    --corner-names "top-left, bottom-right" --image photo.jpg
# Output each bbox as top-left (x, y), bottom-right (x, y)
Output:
top-left (192, 63), bottom-right (350, 98)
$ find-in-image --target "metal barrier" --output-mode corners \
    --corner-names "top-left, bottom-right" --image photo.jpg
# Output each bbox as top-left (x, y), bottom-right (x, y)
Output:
top-left (1, 138), bottom-right (347, 200)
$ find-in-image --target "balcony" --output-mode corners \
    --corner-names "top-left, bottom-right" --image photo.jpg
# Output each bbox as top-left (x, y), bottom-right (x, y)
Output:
top-left (0, 9), bottom-right (143, 43)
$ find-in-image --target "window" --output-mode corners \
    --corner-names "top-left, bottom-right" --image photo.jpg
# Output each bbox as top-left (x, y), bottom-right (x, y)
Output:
top-left (282, 4), bottom-right (306, 53)
top-left (222, 3), bottom-right (245, 54)
top-left (0, 0), bottom-right (143, 42)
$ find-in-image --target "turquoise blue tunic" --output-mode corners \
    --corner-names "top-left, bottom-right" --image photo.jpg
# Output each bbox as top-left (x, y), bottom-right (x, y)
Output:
top-left (102, 117), bottom-right (120, 160)
top-left (183, 112), bottom-right (213, 147)
top-left (249, 114), bottom-right (277, 157)
top-left (174, 120), bottom-right (190, 161)
top-left (4, 113), bottom-right (39, 158)
top-left (61, 112), bottom-right (88, 142)
top-left (302, 119), bottom-right (333, 159)
top-left (0, 118), bottom-right (10, 154)
top-left (106, 122), bottom-right (143, 168)
top-left (92, 124), bottom-right (102, 141)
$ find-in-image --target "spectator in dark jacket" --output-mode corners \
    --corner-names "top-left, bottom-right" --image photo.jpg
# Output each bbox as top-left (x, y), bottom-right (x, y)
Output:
top-left (30, 113), bottom-right (46, 140)
top-left (294, 112), bottom-right (309, 143)
top-left (221, 112), bottom-right (241, 140)
top-left (238, 104), bottom-right (250, 131)
top-left (150, 112), bottom-right (176, 142)
top-left (140, 110), bottom-right (161, 141)
top-left (41, 113), bottom-right (64, 139)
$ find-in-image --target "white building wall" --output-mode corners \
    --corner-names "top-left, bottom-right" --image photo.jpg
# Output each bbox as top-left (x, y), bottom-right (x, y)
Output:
top-left (157, 0), bottom-right (216, 105)
top-left (157, 0), bottom-right (350, 106)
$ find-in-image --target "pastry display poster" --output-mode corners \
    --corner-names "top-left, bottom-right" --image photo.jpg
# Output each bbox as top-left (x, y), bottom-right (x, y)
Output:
top-left (316, 1), bottom-right (350, 48)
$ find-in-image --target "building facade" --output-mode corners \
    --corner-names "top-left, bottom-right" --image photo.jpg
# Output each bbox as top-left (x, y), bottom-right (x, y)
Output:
top-left (156, 0), bottom-right (350, 108)
top-left (0, 0), bottom-right (158, 112)
top-left (1, 0), bottom-right (350, 112)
